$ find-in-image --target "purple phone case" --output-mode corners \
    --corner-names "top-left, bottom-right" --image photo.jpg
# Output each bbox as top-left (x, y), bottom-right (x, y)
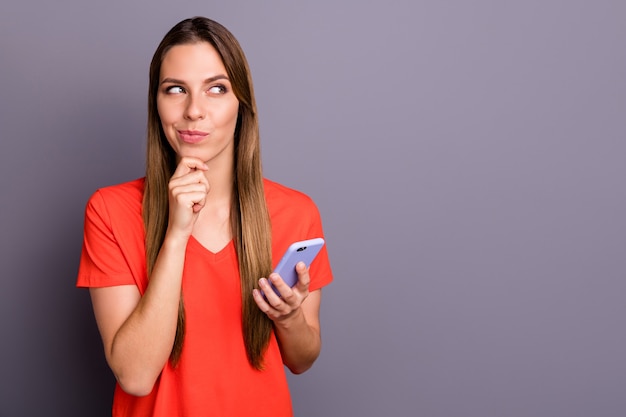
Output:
top-left (268, 237), bottom-right (325, 296)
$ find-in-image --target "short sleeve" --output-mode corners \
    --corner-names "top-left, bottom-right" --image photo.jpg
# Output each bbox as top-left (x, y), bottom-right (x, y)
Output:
top-left (76, 190), bottom-right (136, 288)
top-left (304, 200), bottom-right (333, 292)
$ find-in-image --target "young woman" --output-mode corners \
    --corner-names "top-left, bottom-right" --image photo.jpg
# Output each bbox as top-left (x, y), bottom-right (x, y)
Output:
top-left (77, 16), bottom-right (333, 416)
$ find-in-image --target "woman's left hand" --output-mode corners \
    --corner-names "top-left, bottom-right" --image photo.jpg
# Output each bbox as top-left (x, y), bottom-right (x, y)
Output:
top-left (253, 262), bottom-right (310, 323)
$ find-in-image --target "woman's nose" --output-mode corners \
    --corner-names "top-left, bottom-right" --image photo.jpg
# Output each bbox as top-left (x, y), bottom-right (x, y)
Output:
top-left (184, 94), bottom-right (206, 120)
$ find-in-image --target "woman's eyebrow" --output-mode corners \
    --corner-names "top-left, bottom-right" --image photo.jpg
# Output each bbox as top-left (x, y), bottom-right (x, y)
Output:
top-left (160, 75), bottom-right (229, 85)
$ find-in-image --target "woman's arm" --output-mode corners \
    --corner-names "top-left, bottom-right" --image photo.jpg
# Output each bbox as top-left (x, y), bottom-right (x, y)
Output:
top-left (253, 262), bottom-right (324, 374)
top-left (89, 235), bottom-right (188, 396)
top-left (90, 158), bottom-right (209, 396)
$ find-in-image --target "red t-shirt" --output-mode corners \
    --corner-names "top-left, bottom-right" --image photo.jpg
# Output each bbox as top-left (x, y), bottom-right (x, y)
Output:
top-left (77, 178), bottom-right (333, 417)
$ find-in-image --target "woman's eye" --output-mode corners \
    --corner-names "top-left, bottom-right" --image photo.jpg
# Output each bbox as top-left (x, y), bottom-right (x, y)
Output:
top-left (208, 85), bottom-right (227, 94)
top-left (166, 86), bottom-right (185, 94)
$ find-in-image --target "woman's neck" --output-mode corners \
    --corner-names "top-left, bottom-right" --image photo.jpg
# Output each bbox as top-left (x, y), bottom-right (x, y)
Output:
top-left (190, 153), bottom-right (235, 252)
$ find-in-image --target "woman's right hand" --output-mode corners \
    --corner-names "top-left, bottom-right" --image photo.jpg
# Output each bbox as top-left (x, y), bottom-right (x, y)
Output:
top-left (89, 157), bottom-right (209, 396)
top-left (167, 157), bottom-right (210, 238)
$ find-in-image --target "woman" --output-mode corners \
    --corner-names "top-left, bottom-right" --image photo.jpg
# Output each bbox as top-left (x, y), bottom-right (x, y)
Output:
top-left (77, 16), bottom-right (333, 416)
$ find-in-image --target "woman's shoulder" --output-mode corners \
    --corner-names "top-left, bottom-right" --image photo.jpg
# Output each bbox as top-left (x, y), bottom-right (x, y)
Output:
top-left (88, 178), bottom-right (144, 205)
top-left (95, 177), bottom-right (144, 198)
top-left (263, 178), bottom-right (316, 209)
top-left (263, 178), bottom-right (323, 238)
top-left (85, 178), bottom-right (145, 221)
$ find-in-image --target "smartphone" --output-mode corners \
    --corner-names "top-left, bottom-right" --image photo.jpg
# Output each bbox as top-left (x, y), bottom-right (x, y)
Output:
top-left (268, 237), bottom-right (325, 296)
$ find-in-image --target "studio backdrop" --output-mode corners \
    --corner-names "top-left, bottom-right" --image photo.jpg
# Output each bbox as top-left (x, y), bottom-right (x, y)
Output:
top-left (1, 1), bottom-right (625, 416)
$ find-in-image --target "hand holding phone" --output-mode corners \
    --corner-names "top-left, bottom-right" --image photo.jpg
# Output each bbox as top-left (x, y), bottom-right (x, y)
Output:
top-left (268, 238), bottom-right (325, 296)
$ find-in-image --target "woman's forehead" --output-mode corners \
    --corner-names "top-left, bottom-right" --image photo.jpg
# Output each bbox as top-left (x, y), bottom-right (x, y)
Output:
top-left (160, 42), bottom-right (227, 80)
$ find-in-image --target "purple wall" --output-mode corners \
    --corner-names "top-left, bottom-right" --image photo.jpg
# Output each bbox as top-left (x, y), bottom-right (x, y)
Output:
top-left (1, 1), bottom-right (625, 416)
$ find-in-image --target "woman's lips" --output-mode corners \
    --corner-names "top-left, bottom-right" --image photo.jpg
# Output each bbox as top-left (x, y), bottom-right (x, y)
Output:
top-left (178, 130), bottom-right (209, 144)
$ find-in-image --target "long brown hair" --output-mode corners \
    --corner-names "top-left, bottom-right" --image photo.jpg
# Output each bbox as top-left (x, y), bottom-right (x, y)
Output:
top-left (143, 17), bottom-right (273, 369)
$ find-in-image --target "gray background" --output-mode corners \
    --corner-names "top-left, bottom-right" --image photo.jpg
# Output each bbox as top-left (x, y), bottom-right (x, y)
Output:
top-left (1, 0), bottom-right (624, 416)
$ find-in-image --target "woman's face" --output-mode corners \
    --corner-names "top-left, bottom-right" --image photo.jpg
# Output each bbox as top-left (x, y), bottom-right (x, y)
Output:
top-left (157, 42), bottom-right (240, 165)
